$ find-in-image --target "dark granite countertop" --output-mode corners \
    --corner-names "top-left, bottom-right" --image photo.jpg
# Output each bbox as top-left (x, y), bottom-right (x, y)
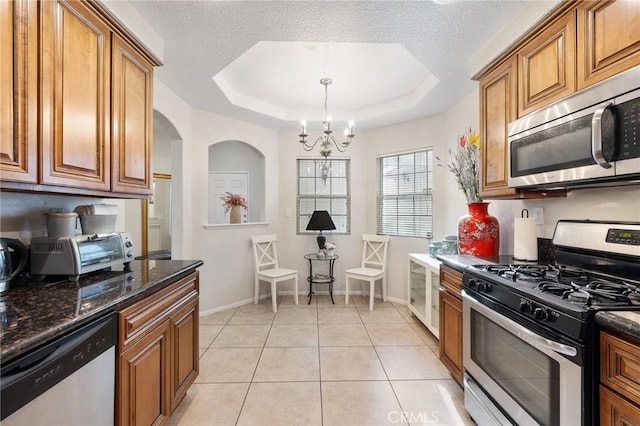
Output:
top-left (0, 259), bottom-right (203, 364)
top-left (596, 311), bottom-right (640, 341)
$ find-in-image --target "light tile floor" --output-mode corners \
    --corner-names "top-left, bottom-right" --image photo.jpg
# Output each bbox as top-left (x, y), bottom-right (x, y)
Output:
top-left (169, 295), bottom-right (475, 426)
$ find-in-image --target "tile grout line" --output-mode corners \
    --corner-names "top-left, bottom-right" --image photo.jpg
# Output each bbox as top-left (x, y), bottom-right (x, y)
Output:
top-left (232, 301), bottom-right (276, 426)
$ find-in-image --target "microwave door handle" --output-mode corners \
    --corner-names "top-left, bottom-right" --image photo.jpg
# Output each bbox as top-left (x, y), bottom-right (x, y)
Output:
top-left (592, 103), bottom-right (613, 169)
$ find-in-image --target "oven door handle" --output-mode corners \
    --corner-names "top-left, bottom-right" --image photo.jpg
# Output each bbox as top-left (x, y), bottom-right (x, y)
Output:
top-left (591, 102), bottom-right (613, 169)
top-left (463, 292), bottom-right (578, 358)
top-left (515, 327), bottom-right (577, 357)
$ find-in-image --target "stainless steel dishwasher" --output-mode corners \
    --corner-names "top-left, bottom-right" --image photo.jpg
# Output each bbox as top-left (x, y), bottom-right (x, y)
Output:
top-left (1, 312), bottom-right (116, 425)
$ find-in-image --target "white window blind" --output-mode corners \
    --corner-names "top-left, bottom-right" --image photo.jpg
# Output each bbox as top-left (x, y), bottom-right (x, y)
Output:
top-left (297, 159), bottom-right (350, 234)
top-left (377, 149), bottom-right (433, 238)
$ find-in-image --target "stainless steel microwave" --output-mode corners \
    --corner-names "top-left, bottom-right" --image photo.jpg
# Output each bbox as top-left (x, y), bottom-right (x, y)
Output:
top-left (508, 65), bottom-right (640, 189)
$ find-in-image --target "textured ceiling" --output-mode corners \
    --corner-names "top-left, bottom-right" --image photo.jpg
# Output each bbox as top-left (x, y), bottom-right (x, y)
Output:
top-left (130, 0), bottom-right (530, 130)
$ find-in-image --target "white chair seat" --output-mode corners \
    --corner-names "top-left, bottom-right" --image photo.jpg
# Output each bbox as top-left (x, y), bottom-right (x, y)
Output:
top-left (258, 268), bottom-right (298, 279)
top-left (345, 234), bottom-right (390, 311)
top-left (252, 234), bottom-right (298, 313)
top-left (344, 267), bottom-right (384, 279)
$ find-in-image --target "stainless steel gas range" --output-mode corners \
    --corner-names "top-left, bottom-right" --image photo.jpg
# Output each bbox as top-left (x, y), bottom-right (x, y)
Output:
top-left (461, 220), bottom-right (640, 426)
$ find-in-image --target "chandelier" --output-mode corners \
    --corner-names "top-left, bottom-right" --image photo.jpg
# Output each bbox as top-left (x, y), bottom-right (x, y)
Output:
top-left (299, 78), bottom-right (355, 160)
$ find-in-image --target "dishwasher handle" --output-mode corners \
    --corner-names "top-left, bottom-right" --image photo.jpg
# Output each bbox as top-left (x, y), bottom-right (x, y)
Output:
top-left (0, 312), bottom-right (116, 420)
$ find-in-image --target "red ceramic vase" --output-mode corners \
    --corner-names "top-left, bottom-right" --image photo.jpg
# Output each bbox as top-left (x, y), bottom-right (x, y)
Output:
top-left (458, 202), bottom-right (500, 256)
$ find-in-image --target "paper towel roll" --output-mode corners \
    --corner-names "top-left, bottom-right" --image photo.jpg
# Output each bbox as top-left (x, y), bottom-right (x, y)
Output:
top-left (514, 217), bottom-right (538, 261)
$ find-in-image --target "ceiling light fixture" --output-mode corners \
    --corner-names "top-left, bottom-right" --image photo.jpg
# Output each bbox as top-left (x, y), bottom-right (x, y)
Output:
top-left (299, 78), bottom-right (355, 160)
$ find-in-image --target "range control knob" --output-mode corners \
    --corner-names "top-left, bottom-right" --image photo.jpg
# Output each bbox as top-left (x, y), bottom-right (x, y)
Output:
top-left (467, 279), bottom-right (477, 289)
top-left (533, 307), bottom-right (550, 321)
top-left (519, 300), bottom-right (533, 314)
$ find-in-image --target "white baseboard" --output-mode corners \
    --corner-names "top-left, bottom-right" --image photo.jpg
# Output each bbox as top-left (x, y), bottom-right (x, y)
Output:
top-left (199, 292), bottom-right (408, 317)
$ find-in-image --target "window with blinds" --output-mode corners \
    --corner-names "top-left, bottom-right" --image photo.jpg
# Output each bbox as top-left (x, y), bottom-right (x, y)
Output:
top-left (297, 159), bottom-right (350, 234)
top-left (377, 149), bottom-right (433, 238)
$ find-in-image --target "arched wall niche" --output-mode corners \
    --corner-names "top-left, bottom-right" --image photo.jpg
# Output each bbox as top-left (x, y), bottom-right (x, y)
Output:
top-left (208, 140), bottom-right (265, 224)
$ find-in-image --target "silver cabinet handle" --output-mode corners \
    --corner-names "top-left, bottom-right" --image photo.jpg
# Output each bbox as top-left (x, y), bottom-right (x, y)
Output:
top-left (592, 102), bottom-right (613, 169)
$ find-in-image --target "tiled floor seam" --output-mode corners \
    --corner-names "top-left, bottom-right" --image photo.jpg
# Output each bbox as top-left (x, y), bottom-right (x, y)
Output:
top-left (233, 313), bottom-right (274, 426)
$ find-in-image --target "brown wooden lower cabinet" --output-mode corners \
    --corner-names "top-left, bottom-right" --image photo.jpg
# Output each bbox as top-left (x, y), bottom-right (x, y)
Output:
top-left (170, 292), bottom-right (199, 413)
top-left (439, 265), bottom-right (464, 386)
top-left (117, 272), bottom-right (199, 425)
top-left (600, 386), bottom-right (640, 426)
top-left (600, 330), bottom-right (640, 425)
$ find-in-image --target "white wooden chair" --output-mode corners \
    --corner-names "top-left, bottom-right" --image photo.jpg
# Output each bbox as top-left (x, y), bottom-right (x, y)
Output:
top-left (344, 234), bottom-right (390, 311)
top-left (251, 234), bottom-right (298, 313)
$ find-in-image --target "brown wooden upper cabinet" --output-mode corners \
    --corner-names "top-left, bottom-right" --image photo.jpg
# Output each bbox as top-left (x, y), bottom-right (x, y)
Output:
top-left (111, 35), bottom-right (153, 195)
top-left (577, 0), bottom-right (640, 90)
top-left (0, 0), bottom-right (160, 197)
top-left (475, 0), bottom-right (640, 200)
top-left (479, 58), bottom-right (518, 199)
top-left (0, 0), bottom-right (38, 183)
top-left (518, 11), bottom-right (576, 117)
top-left (40, 0), bottom-right (112, 191)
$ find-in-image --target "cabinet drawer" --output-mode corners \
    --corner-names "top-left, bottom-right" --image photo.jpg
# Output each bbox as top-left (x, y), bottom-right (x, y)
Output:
top-left (119, 273), bottom-right (198, 348)
top-left (601, 331), bottom-right (640, 404)
top-left (440, 265), bottom-right (463, 297)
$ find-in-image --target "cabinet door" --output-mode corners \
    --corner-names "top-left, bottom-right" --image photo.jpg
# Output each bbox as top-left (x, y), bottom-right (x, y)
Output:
top-left (479, 57), bottom-right (518, 199)
top-left (40, 0), bottom-right (111, 191)
top-left (439, 288), bottom-right (463, 386)
top-left (600, 331), bottom-right (640, 404)
top-left (600, 386), bottom-right (640, 426)
top-left (408, 260), bottom-right (427, 321)
top-left (518, 12), bottom-right (576, 117)
top-left (1, 0), bottom-right (37, 183)
top-left (577, 0), bottom-right (640, 89)
top-left (111, 34), bottom-right (153, 195)
top-left (170, 292), bottom-right (199, 412)
top-left (118, 319), bottom-right (172, 426)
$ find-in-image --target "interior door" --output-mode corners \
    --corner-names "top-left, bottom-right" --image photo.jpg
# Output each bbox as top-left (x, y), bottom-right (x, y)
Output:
top-left (208, 172), bottom-right (249, 224)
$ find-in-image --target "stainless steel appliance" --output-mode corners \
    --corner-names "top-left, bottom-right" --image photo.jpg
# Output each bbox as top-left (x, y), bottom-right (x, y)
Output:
top-left (30, 233), bottom-right (134, 281)
top-left (0, 238), bottom-right (28, 293)
top-left (1, 312), bottom-right (116, 425)
top-left (508, 65), bottom-right (640, 189)
top-left (462, 220), bottom-right (640, 426)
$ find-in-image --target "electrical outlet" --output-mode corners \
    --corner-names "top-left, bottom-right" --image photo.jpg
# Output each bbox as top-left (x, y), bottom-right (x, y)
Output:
top-left (532, 207), bottom-right (544, 225)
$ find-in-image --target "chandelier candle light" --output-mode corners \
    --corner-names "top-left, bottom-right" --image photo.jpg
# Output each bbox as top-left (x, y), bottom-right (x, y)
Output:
top-left (299, 78), bottom-right (355, 160)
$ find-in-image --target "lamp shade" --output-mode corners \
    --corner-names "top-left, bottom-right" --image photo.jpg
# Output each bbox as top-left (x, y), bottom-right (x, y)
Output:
top-left (306, 210), bottom-right (336, 231)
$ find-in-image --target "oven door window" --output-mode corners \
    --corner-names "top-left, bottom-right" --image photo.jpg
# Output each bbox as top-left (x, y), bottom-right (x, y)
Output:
top-left (510, 115), bottom-right (594, 177)
top-left (470, 309), bottom-right (560, 426)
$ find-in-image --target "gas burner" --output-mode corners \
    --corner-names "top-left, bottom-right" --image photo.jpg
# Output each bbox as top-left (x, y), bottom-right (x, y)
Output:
top-left (537, 281), bottom-right (572, 295)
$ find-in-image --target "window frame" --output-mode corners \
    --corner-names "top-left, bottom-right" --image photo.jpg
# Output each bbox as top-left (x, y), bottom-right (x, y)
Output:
top-left (376, 148), bottom-right (433, 239)
top-left (296, 158), bottom-right (351, 235)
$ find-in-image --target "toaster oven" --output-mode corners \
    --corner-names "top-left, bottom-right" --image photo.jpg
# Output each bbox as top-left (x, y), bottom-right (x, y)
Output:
top-left (30, 233), bottom-right (135, 281)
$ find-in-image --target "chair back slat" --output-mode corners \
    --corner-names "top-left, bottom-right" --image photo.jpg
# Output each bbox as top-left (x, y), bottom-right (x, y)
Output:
top-left (252, 234), bottom-right (279, 272)
top-left (360, 234), bottom-right (390, 270)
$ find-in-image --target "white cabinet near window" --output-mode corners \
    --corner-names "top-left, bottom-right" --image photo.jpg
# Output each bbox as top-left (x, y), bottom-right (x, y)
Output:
top-left (407, 253), bottom-right (440, 338)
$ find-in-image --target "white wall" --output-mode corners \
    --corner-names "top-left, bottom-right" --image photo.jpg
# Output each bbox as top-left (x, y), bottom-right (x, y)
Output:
top-left (187, 109), bottom-right (280, 313)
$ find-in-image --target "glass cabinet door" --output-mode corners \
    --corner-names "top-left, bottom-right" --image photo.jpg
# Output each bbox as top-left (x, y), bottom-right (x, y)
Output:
top-left (430, 270), bottom-right (439, 332)
top-left (409, 260), bottom-right (427, 320)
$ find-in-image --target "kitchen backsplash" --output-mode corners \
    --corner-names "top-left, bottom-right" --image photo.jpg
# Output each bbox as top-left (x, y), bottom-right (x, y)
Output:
top-left (0, 192), bottom-right (126, 244)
